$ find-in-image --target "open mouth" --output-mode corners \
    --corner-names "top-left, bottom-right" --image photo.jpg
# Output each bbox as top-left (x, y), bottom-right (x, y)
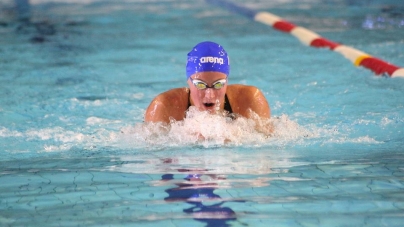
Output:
top-left (203, 103), bottom-right (215, 108)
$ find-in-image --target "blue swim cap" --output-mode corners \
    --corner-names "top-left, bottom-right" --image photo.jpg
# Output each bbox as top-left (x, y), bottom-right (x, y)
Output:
top-left (186, 41), bottom-right (230, 79)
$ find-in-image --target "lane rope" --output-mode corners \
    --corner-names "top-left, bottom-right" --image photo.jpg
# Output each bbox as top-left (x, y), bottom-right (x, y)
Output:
top-left (206, 0), bottom-right (404, 78)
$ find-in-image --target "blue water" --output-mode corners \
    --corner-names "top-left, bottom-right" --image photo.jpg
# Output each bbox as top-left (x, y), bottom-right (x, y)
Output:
top-left (1, 0), bottom-right (404, 226)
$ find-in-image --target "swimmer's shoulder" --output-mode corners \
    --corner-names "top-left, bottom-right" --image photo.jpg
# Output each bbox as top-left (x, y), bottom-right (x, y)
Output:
top-left (152, 87), bottom-right (189, 107)
top-left (158, 87), bottom-right (189, 99)
top-left (226, 84), bottom-right (261, 100)
top-left (145, 87), bottom-right (189, 123)
top-left (226, 84), bottom-right (269, 117)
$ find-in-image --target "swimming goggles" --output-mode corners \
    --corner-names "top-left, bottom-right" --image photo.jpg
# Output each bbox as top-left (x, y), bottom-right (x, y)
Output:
top-left (190, 78), bottom-right (227, 90)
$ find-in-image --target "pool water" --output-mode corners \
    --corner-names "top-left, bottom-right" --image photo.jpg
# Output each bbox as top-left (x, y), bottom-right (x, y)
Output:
top-left (1, 0), bottom-right (404, 226)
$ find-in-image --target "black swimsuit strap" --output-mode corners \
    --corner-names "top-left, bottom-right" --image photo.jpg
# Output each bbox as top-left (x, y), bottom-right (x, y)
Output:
top-left (224, 94), bottom-right (233, 113)
top-left (187, 89), bottom-right (191, 108)
top-left (187, 90), bottom-right (233, 114)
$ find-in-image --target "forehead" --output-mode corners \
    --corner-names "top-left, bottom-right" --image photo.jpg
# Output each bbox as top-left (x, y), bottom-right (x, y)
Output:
top-left (191, 72), bottom-right (227, 82)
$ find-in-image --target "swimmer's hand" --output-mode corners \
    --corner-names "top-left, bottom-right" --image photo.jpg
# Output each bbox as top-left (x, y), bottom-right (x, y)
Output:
top-left (194, 133), bottom-right (231, 144)
top-left (255, 120), bottom-right (274, 136)
top-left (249, 111), bottom-right (274, 136)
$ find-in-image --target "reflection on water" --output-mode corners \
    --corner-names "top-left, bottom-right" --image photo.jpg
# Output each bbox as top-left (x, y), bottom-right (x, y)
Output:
top-left (1, 151), bottom-right (403, 226)
top-left (162, 171), bottom-right (243, 227)
top-left (141, 156), bottom-right (272, 226)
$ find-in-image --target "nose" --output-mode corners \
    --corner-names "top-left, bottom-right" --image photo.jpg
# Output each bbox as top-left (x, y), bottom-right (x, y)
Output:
top-left (204, 88), bottom-right (216, 99)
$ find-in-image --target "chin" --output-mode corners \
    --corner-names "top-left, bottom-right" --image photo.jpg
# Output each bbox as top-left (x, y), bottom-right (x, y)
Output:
top-left (205, 108), bottom-right (216, 113)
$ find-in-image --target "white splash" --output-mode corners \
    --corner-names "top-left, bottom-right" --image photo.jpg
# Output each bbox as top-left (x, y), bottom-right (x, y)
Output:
top-left (0, 108), bottom-right (383, 153)
top-left (121, 108), bottom-right (316, 148)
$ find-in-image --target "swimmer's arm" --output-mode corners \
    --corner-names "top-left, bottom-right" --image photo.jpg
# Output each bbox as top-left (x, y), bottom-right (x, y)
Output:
top-left (246, 87), bottom-right (274, 135)
top-left (248, 87), bottom-right (271, 119)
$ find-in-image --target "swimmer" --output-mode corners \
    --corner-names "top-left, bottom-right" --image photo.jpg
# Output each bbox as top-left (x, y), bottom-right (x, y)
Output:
top-left (144, 41), bottom-right (273, 135)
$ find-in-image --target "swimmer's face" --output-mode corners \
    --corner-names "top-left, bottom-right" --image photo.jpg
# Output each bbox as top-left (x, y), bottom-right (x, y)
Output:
top-left (187, 72), bottom-right (228, 113)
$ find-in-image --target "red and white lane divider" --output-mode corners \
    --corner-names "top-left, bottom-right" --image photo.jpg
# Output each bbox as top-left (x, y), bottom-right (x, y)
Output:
top-left (255, 12), bottom-right (404, 78)
top-left (206, 0), bottom-right (404, 78)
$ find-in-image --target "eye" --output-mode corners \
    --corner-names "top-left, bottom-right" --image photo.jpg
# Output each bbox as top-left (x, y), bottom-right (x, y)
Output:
top-left (213, 82), bottom-right (224, 89)
top-left (212, 79), bottom-right (226, 89)
top-left (195, 82), bottom-right (207, 90)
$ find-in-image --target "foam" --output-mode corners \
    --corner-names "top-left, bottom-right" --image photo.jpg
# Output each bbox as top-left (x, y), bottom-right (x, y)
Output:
top-left (0, 108), bottom-right (383, 154)
top-left (325, 135), bottom-right (381, 144)
top-left (86, 116), bottom-right (122, 126)
top-left (30, 0), bottom-right (177, 5)
top-left (122, 108), bottom-right (318, 149)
